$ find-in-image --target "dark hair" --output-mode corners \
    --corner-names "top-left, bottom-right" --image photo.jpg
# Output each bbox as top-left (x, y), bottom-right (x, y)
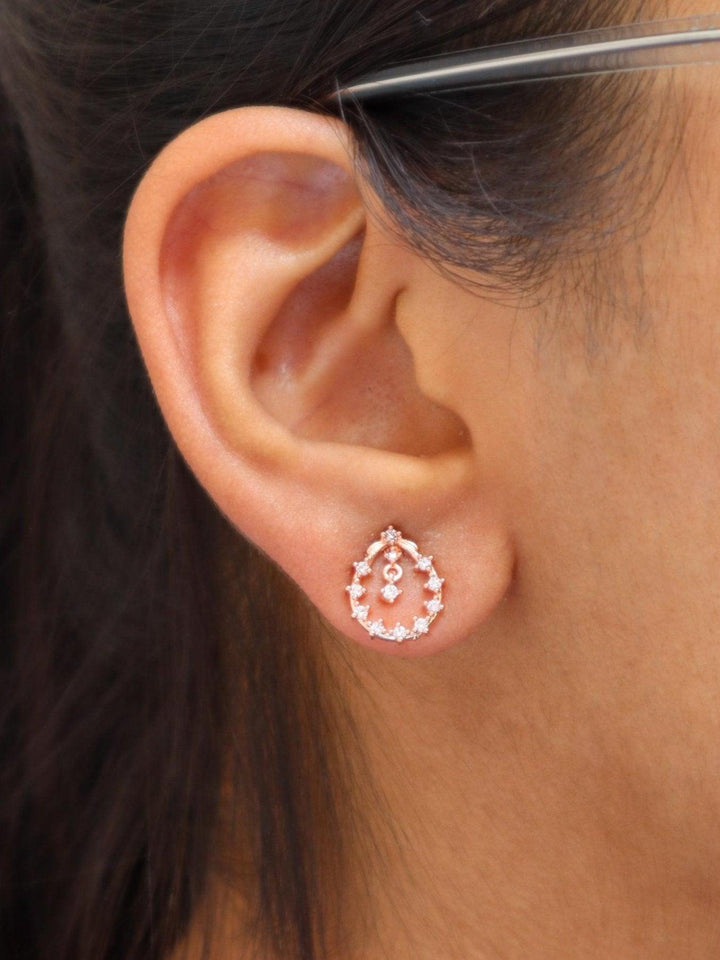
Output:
top-left (0, 1), bottom-right (653, 958)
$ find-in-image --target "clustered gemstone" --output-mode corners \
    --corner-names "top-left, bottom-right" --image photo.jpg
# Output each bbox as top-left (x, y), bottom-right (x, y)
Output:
top-left (426, 574), bottom-right (444, 593)
top-left (381, 583), bottom-right (402, 603)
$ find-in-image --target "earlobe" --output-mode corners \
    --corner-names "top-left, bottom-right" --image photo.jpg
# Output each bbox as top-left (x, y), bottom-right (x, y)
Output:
top-left (122, 105), bottom-right (514, 657)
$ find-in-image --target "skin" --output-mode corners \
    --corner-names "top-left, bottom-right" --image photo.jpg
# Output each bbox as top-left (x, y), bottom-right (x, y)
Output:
top-left (124, 4), bottom-right (720, 954)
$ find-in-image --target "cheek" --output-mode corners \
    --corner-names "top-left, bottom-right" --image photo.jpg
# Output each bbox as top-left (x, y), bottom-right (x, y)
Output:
top-left (517, 79), bottom-right (720, 625)
top-left (512, 254), bottom-right (720, 646)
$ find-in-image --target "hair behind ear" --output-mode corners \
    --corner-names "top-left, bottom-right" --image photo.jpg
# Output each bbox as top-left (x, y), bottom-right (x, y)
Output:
top-left (0, 79), bottom-right (361, 960)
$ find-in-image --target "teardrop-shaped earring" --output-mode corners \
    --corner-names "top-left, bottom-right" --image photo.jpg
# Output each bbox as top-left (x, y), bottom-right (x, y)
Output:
top-left (346, 526), bottom-right (445, 643)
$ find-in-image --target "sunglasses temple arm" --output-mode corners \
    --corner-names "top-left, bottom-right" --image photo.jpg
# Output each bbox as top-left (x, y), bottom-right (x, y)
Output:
top-left (331, 14), bottom-right (720, 103)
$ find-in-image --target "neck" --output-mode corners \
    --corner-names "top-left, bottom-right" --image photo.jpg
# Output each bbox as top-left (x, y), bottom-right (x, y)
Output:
top-left (333, 597), bottom-right (720, 959)
top-left (176, 573), bottom-right (720, 960)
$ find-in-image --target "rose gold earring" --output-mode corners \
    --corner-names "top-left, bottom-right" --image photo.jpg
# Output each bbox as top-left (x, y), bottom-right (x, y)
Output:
top-left (346, 526), bottom-right (445, 643)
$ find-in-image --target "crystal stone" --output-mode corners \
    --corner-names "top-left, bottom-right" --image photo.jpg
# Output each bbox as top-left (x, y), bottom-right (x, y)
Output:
top-left (384, 547), bottom-right (402, 563)
top-left (381, 583), bottom-right (402, 603)
top-left (426, 574), bottom-right (444, 593)
top-left (413, 617), bottom-right (430, 635)
top-left (352, 604), bottom-right (370, 621)
top-left (415, 555), bottom-right (433, 572)
top-left (353, 560), bottom-right (372, 577)
top-left (346, 583), bottom-right (366, 600)
top-left (425, 597), bottom-right (444, 615)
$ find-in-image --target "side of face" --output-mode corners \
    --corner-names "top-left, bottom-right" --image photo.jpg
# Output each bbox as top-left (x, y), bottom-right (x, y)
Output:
top-left (121, 50), bottom-right (720, 818)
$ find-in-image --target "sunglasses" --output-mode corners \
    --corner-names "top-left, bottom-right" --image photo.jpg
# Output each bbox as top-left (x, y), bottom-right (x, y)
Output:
top-left (331, 12), bottom-right (720, 103)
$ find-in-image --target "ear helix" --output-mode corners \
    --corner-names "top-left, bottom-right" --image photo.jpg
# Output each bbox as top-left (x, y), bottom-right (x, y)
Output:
top-left (346, 525), bottom-right (445, 644)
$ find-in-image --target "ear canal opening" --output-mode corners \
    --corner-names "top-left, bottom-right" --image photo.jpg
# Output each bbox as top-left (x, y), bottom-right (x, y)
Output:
top-left (252, 227), bottom-right (471, 457)
top-left (296, 315), bottom-right (472, 456)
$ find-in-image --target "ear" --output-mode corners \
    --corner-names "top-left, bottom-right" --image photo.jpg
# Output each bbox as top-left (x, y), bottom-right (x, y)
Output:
top-left (122, 105), bottom-right (513, 657)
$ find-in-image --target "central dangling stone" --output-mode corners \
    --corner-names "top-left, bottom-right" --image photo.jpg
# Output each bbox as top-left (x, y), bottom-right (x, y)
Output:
top-left (380, 556), bottom-right (403, 603)
top-left (381, 582), bottom-right (401, 603)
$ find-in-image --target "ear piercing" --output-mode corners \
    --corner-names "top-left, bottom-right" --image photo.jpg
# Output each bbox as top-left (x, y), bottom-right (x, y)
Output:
top-left (346, 526), bottom-right (445, 643)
